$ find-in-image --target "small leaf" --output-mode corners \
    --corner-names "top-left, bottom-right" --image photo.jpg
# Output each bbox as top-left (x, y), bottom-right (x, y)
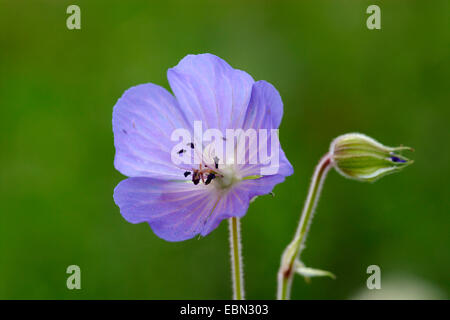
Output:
top-left (295, 261), bottom-right (336, 280)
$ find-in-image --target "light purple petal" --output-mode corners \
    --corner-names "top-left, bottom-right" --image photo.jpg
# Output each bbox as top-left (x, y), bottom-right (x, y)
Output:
top-left (200, 174), bottom-right (288, 236)
top-left (242, 80), bottom-right (283, 130)
top-left (113, 83), bottom-right (192, 179)
top-left (167, 53), bottom-right (255, 132)
top-left (277, 148), bottom-right (294, 176)
top-left (114, 177), bottom-right (220, 241)
top-left (113, 175), bottom-right (287, 241)
top-left (238, 81), bottom-right (293, 177)
top-left (239, 147), bottom-right (294, 178)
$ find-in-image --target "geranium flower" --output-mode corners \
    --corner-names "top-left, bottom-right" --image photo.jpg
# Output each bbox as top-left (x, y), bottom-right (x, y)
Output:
top-left (113, 53), bottom-right (293, 241)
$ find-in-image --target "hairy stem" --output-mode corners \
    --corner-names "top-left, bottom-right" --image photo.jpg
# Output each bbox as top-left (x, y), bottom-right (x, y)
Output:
top-left (277, 153), bottom-right (332, 300)
top-left (229, 217), bottom-right (245, 300)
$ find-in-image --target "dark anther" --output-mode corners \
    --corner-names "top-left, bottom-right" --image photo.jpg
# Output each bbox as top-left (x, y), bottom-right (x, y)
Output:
top-left (184, 171), bottom-right (191, 177)
top-left (178, 149), bottom-right (186, 154)
top-left (213, 156), bottom-right (219, 169)
top-left (390, 156), bottom-right (406, 163)
top-left (188, 142), bottom-right (195, 149)
top-left (192, 171), bottom-right (200, 185)
top-left (205, 173), bottom-right (216, 185)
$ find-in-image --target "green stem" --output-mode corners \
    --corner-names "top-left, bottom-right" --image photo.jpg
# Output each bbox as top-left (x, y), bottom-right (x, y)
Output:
top-left (229, 217), bottom-right (244, 300)
top-left (277, 153), bottom-right (332, 300)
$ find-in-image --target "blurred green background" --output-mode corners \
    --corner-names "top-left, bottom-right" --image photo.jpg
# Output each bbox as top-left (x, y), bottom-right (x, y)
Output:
top-left (0, 0), bottom-right (449, 299)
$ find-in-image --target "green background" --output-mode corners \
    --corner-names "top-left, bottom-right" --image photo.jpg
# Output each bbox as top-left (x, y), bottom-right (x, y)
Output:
top-left (0, 0), bottom-right (448, 299)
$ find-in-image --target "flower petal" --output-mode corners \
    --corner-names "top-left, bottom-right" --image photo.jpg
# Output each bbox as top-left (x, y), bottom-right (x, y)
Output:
top-left (242, 80), bottom-right (284, 130)
top-left (200, 174), bottom-right (288, 235)
top-left (113, 175), bottom-right (286, 241)
top-left (113, 83), bottom-right (191, 179)
top-left (239, 147), bottom-right (294, 178)
top-left (114, 177), bottom-right (221, 241)
top-left (238, 81), bottom-right (293, 177)
top-left (167, 53), bottom-right (255, 132)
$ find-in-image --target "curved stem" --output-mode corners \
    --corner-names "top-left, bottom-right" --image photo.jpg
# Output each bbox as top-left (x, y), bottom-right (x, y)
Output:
top-left (229, 217), bottom-right (245, 300)
top-left (277, 153), bottom-right (332, 300)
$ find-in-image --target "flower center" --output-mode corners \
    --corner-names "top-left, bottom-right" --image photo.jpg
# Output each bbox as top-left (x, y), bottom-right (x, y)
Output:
top-left (181, 150), bottom-right (242, 189)
top-left (213, 164), bottom-right (241, 190)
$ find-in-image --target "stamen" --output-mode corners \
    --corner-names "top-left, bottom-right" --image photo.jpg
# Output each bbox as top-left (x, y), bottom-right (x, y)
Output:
top-left (184, 171), bottom-right (191, 177)
top-left (214, 156), bottom-right (219, 169)
top-left (178, 149), bottom-right (186, 154)
top-left (188, 142), bottom-right (195, 149)
top-left (205, 173), bottom-right (216, 185)
top-left (192, 171), bottom-right (200, 185)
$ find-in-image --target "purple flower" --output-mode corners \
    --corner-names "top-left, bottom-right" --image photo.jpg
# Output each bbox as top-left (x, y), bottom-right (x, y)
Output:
top-left (113, 54), bottom-right (293, 241)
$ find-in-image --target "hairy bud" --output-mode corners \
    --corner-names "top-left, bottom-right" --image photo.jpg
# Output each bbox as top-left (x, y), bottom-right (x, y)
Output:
top-left (330, 133), bottom-right (413, 182)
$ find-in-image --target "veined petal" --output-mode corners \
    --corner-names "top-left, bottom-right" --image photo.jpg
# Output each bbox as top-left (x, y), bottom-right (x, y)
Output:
top-left (237, 81), bottom-right (293, 177)
top-left (113, 177), bottom-right (220, 241)
top-left (239, 147), bottom-right (294, 178)
top-left (242, 80), bottom-right (283, 130)
top-left (113, 175), bottom-right (287, 241)
top-left (200, 174), bottom-right (288, 235)
top-left (113, 83), bottom-right (191, 179)
top-left (167, 53), bottom-right (255, 132)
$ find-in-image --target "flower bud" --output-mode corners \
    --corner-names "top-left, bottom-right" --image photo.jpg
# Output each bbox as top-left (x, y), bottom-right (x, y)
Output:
top-left (329, 133), bottom-right (413, 182)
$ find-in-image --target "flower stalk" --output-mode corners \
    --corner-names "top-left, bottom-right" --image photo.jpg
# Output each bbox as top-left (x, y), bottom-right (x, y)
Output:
top-left (277, 153), bottom-right (332, 300)
top-left (229, 217), bottom-right (245, 300)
